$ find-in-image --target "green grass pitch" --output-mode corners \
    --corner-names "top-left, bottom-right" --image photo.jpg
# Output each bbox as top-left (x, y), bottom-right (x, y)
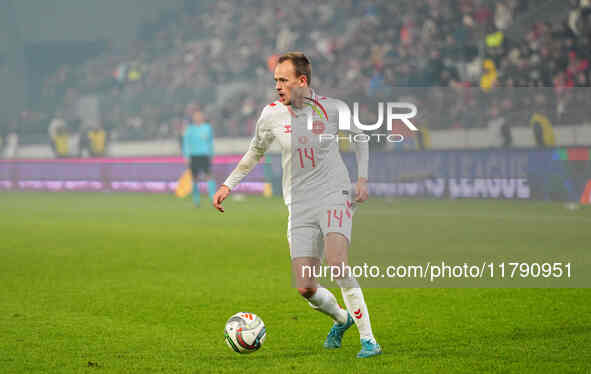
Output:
top-left (0, 192), bottom-right (590, 373)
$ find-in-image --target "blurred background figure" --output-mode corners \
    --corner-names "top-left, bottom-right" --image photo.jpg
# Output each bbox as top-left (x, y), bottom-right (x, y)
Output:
top-left (0, 0), bottom-right (590, 146)
top-left (2, 120), bottom-right (19, 159)
top-left (0, 0), bottom-right (589, 202)
top-left (48, 111), bottom-right (67, 157)
top-left (79, 123), bottom-right (107, 157)
top-left (87, 125), bottom-right (107, 157)
top-left (182, 109), bottom-right (215, 207)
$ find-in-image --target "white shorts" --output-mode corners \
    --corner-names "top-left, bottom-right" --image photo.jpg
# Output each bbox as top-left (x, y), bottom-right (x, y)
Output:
top-left (287, 188), bottom-right (356, 259)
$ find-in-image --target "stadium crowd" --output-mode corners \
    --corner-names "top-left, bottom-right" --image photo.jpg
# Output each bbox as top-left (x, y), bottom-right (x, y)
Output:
top-left (17, 0), bottom-right (591, 145)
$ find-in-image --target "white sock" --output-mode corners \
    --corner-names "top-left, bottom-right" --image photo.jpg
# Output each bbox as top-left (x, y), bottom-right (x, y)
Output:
top-left (307, 287), bottom-right (348, 324)
top-left (338, 278), bottom-right (376, 343)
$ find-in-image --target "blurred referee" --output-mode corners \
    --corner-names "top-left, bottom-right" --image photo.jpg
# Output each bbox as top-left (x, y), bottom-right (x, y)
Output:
top-left (182, 110), bottom-right (216, 207)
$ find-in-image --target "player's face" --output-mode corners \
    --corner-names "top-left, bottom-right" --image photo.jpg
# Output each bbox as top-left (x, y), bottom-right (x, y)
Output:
top-left (192, 111), bottom-right (204, 125)
top-left (274, 61), bottom-right (307, 105)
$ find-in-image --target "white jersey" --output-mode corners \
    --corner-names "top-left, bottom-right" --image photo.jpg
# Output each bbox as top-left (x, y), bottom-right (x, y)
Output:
top-left (223, 91), bottom-right (368, 205)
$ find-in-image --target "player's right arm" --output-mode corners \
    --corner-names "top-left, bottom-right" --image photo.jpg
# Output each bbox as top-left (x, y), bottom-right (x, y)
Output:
top-left (213, 107), bottom-right (275, 212)
top-left (182, 126), bottom-right (190, 161)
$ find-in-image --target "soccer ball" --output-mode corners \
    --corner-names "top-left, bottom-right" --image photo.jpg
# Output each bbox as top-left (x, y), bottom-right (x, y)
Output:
top-left (224, 312), bottom-right (266, 354)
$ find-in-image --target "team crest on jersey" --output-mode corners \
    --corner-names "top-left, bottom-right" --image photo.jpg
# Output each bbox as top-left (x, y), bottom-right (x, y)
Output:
top-left (311, 120), bottom-right (325, 135)
top-left (284, 125), bottom-right (292, 133)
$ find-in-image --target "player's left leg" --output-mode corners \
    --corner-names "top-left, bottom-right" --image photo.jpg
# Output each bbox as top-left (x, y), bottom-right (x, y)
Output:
top-left (325, 232), bottom-right (382, 358)
top-left (189, 156), bottom-right (201, 207)
top-left (202, 157), bottom-right (216, 201)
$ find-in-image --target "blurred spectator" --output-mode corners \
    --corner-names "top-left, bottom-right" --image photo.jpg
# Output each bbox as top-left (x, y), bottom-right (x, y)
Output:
top-left (531, 112), bottom-right (556, 148)
top-left (53, 125), bottom-right (71, 158)
top-left (480, 59), bottom-right (498, 92)
top-left (15, 0), bottom-right (589, 144)
top-left (48, 112), bottom-right (67, 157)
top-left (0, 120), bottom-right (19, 159)
top-left (88, 126), bottom-right (107, 157)
top-left (3, 122), bottom-right (19, 159)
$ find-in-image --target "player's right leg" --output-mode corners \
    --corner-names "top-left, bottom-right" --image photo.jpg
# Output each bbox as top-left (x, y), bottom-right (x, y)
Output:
top-left (203, 173), bottom-right (216, 202)
top-left (191, 176), bottom-right (201, 207)
top-left (288, 207), bottom-right (350, 344)
top-left (291, 256), bottom-right (351, 343)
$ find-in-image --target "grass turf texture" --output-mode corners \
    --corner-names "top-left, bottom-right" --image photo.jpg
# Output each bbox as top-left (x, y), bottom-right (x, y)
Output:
top-left (0, 192), bottom-right (590, 373)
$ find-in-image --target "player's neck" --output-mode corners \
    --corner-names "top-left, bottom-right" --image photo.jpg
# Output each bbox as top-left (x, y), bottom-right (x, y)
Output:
top-left (302, 87), bottom-right (312, 99)
top-left (286, 87), bottom-right (312, 108)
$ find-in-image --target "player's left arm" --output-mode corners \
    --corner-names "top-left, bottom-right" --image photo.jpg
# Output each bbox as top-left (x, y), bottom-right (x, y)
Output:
top-left (352, 137), bottom-right (369, 203)
top-left (208, 124), bottom-right (214, 156)
top-left (341, 113), bottom-right (369, 203)
top-left (182, 127), bottom-right (190, 163)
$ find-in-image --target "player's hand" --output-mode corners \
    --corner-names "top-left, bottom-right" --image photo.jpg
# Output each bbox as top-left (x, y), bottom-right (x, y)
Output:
top-left (213, 185), bottom-right (231, 213)
top-left (355, 178), bottom-right (368, 203)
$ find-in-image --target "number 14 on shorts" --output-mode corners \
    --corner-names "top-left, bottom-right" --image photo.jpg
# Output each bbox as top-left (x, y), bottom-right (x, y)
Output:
top-left (327, 208), bottom-right (351, 228)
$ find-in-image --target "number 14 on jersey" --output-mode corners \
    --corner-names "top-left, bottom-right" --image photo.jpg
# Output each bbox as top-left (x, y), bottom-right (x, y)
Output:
top-left (296, 147), bottom-right (315, 169)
